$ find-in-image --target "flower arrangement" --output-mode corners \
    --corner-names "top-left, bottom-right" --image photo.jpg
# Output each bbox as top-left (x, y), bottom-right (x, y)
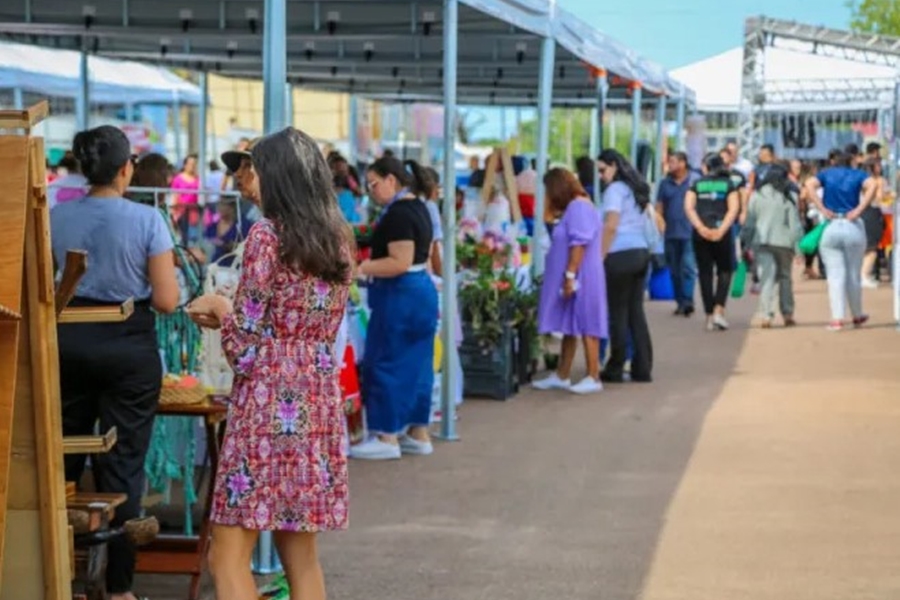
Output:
top-left (457, 225), bottom-right (531, 348)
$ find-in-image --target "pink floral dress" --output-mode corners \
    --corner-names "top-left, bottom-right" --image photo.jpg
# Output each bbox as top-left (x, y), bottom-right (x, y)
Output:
top-left (210, 219), bottom-right (350, 531)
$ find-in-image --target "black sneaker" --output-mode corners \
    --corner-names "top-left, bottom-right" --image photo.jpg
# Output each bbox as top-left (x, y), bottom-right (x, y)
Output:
top-left (684, 305), bottom-right (695, 317)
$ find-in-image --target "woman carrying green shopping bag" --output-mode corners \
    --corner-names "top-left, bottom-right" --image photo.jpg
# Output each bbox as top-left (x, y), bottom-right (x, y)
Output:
top-left (684, 153), bottom-right (742, 331)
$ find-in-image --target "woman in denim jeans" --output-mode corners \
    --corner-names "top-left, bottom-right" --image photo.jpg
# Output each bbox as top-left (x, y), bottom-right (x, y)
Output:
top-left (804, 151), bottom-right (878, 331)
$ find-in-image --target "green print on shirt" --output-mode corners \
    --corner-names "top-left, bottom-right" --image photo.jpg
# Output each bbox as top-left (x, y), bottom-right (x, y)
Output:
top-left (695, 179), bottom-right (730, 200)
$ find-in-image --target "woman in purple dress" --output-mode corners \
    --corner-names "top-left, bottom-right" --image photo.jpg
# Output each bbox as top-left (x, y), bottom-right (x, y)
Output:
top-left (533, 168), bottom-right (607, 395)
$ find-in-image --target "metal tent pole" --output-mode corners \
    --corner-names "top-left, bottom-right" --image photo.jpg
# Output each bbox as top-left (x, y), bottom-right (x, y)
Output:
top-left (654, 94), bottom-right (666, 187)
top-left (532, 35), bottom-right (556, 277)
top-left (893, 81), bottom-right (900, 328)
top-left (262, 0), bottom-right (288, 133)
top-left (629, 83), bottom-right (642, 166)
top-left (12, 88), bottom-right (23, 110)
top-left (285, 82), bottom-right (294, 127)
top-left (675, 83), bottom-right (686, 151)
top-left (348, 95), bottom-right (359, 166)
top-left (437, 0), bottom-right (460, 441)
top-left (198, 72), bottom-right (209, 190)
top-left (76, 45), bottom-right (90, 130)
top-left (590, 73), bottom-right (605, 206)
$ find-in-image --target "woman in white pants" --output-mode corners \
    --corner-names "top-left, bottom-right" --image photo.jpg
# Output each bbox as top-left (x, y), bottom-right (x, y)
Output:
top-left (805, 151), bottom-right (877, 331)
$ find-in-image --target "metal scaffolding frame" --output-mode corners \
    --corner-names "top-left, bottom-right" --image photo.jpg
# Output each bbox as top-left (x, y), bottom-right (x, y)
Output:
top-left (738, 16), bottom-right (900, 159)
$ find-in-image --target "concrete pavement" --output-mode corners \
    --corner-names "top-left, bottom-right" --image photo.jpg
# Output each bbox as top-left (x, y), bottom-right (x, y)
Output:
top-left (140, 275), bottom-right (900, 599)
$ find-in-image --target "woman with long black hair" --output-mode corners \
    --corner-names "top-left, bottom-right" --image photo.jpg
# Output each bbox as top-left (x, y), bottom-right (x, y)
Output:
top-left (684, 153), bottom-right (741, 331)
top-left (350, 156), bottom-right (438, 461)
top-left (51, 126), bottom-right (180, 600)
top-left (188, 127), bottom-right (353, 600)
top-left (598, 149), bottom-right (654, 383)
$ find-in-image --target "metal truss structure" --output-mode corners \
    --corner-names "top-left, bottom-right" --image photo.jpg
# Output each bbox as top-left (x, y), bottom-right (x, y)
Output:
top-left (738, 16), bottom-right (900, 159)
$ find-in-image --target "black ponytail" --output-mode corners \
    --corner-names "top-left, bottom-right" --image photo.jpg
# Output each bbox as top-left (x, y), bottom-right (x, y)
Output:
top-left (404, 160), bottom-right (437, 199)
top-left (368, 155), bottom-right (412, 188)
top-left (72, 125), bottom-right (131, 186)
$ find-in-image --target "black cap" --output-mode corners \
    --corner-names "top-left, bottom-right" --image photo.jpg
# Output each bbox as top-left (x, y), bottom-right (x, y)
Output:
top-left (221, 138), bottom-right (259, 173)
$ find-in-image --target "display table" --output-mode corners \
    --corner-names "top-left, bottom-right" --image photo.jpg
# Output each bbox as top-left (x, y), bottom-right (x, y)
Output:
top-left (135, 394), bottom-right (227, 600)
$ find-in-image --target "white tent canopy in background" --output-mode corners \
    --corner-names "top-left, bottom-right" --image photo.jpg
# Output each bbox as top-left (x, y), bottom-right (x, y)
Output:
top-left (672, 44), bottom-right (897, 114)
top-left (0, 40), bottom-right (202, 105)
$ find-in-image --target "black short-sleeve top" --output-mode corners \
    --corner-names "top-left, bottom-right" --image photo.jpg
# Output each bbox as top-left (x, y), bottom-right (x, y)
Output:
top-left (370, 198), bottom-right (434, 265)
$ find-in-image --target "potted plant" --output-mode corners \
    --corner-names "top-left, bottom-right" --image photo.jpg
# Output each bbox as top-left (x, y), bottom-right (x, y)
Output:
top-left (456, 229), bottom-right (520, 400)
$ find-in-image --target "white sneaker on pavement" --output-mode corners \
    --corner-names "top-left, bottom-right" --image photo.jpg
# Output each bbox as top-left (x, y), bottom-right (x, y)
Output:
top-left (569, 377), bottom-right (603, 395)
top-left (532, 373), bottom-right (571, 391)
top-left (349, 437), bottom-right (402, 460)
top-left (399, 434), bottom-right (434, 456)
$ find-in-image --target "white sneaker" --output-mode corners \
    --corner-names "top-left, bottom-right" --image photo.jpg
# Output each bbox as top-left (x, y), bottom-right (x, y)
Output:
top-left (569, 377), bottom-right (603, 395)
top-left (862, 277), bottom-right (878, 289)
top-left (349, 438), bottom-right (402, 460)
top-left (532, 373), bottom-right (571, 391)
top-left (399, 434), bottom-right (434, 456)
top-left (713, 314), bottom-right (729, 330)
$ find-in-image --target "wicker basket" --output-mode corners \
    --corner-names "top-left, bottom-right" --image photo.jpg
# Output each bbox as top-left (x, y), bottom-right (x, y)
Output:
top-left (158, 385), bottom-right (209, 406)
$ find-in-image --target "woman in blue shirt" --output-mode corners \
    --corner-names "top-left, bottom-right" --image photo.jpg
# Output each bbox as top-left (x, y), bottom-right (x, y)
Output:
top-left (51, 126), bottom-right (178, 600)
top-left (804, 151), bottom-right (877, 330)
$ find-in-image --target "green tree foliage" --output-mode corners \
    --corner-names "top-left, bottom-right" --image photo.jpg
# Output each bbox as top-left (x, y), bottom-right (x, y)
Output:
top-left (848, 0), bottom-right (900, 36)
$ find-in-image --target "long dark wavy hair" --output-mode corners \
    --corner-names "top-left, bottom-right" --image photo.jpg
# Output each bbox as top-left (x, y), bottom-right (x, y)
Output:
top-left (598, 148), bottom-right (650, 210)
top-left (251, 127), bottom-right (351, 283)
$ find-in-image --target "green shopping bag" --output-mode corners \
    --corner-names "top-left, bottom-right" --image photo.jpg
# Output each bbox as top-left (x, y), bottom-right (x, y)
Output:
top-left (730, 260), bottom-right (748, 299)
top-left (799, 221), bottom-right (828, 255)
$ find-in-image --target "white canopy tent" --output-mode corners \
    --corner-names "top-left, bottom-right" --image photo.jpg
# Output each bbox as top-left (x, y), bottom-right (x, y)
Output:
top-left (672, 44), bottom-right (896, 114)
top-left (0, 40), bottom-right (202, 105)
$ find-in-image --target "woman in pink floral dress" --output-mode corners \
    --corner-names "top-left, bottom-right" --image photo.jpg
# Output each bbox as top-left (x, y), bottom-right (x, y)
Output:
top-left (188, 127), bottom-right (352, 600)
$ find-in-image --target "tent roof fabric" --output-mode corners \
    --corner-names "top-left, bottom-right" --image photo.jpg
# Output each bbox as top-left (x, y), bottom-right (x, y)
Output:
top-left (672, 44), bottom-right (895, 114)
top-left (0, 0), bottom-right (692, 106)
top-left (0, 40), bottom-right (202, 105)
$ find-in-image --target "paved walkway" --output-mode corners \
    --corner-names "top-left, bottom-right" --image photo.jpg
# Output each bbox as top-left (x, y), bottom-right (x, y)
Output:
top-left (141, 275), bottom-right (900, 599)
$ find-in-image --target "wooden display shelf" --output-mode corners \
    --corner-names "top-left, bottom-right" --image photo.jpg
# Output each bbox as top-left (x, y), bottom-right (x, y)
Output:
top-left (0, 303), bottom-right (20, 320)
top-left (58, 298), bottom-right (134, 324)
top-left (65, 492), bottom-right (127, 521)
top-left (62, 427), bottom-right (117, 455)
top-left (54, 250), bottom-right (87, 317)
top-left (0, 101), bottom-right (48, 133)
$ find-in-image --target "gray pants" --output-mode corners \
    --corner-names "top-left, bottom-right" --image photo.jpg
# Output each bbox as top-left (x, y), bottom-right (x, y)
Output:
top-left (757, 245), bottom-right (795, 319)
top-left (818, 219), bottom-right (866, 321)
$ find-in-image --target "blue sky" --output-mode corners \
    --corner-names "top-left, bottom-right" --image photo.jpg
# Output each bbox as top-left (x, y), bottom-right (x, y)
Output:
top-left (561, 0), bottom-right (852, 70)
top-left (473, 0), bottom-right (853, 140)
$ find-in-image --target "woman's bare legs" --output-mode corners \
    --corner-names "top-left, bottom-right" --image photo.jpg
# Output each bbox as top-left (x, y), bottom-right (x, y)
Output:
top-left (208, 525), bottom-right (259, 600)
top-left (274, 531), bottom-right (326, 600)
top-left (581, 336), bottom-right (601, 380)
top-left (557, 335), bottom-right (578, 380)
top-left (861, 250), bottom-right (878, 285)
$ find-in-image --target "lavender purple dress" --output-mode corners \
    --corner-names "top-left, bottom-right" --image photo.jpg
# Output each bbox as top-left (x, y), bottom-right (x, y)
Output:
top-left (537, 199), bottom-right (608, 339)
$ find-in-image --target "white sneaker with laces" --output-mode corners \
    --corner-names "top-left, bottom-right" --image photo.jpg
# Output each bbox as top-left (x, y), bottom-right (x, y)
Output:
top-left (532, 373), bottom-right (571, 391)
top-left (569, 377), bottom-right (603, 395)
top-left (349, 437), bottom-right (402, 460)
top-left (713, 314), bottom-right (729, 330)
top-left (399, 434), bottom-right (434, 456)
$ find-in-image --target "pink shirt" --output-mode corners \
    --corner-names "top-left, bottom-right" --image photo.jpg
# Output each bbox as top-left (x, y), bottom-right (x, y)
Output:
top-left (171, 173), bottom-right (200, 206)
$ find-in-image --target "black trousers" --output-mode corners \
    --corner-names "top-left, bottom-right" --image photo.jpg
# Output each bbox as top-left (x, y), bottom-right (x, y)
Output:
top-left (693, 233), bottom-right (734, 315)
top-left (604, 248), bottom-right (653, 382)
top-left (58, 299), bottom-right (161, 595)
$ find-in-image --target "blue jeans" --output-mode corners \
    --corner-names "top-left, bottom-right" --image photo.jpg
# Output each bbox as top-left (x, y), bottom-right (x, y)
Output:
top-left (664, 238), bottom-right (697, 310)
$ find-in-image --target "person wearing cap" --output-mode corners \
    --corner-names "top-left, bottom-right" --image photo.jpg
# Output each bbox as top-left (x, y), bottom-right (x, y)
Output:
top-left (221, 141), bottom-right (263, 224)
top-left (51, 125), bottom-right (179, 600)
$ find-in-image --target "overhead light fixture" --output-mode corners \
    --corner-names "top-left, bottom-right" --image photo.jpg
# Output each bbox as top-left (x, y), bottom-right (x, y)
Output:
top-left (179, 8), bottom-right (193, 32)
top-left (558, 65), bottom-right (566, 79)
top-left (82, 5), bottom-right (96, 29)
top-left (422, 11), bottom-right (436, 36)
top-left (226, 40), bottom-right (238, 59)
top-left (246, 8), bottom-right (259, 34)
top-left (326, 11), bottom-right (340, 35)
top-left (331, 66), bottom-right (338, 76)
top-left (392, 67), bottom-right (399, 78)
top-left (305, 41), bottom-right (315, 61)
top-left (515, 42), bottom-right (526, 64)
top-left (160, 37), bottom-right (171, 57)
top-left (363, 42), bottom-right (374, 62)
top-left (496, 67), bottom-right (503, 79)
